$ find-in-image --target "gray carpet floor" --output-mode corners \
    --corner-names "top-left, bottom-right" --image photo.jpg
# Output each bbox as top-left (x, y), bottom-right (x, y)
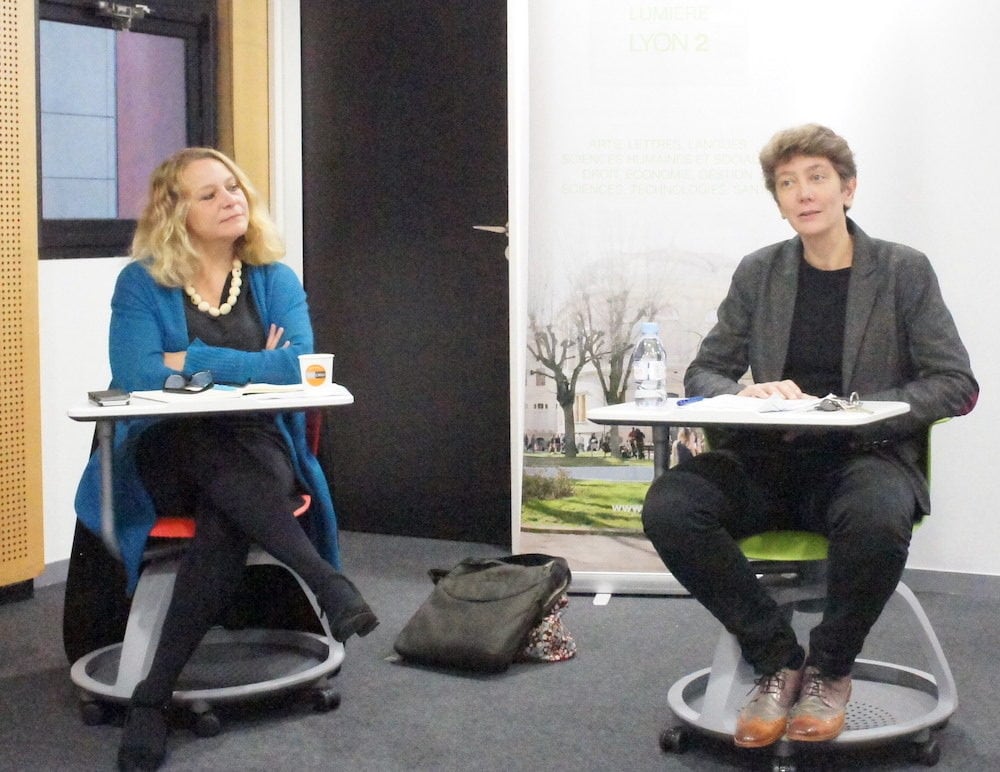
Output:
top-left (1, 530), bottom-right (998, 771)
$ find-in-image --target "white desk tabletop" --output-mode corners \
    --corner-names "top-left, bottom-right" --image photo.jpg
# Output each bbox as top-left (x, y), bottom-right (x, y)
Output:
top-left (68, 383), bottom-right (354, 421)
top-left (588, 396), bottom-right (909, 428)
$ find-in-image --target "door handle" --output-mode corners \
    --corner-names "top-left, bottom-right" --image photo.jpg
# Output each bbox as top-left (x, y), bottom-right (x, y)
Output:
top-left (473, 223), bottom-right (509, 259)
top-left (473, 224), bottom-right (508, 235)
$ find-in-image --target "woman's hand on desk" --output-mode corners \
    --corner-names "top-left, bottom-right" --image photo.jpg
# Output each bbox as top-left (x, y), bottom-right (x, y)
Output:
top-left (739, 380), bottom-right (812, 400)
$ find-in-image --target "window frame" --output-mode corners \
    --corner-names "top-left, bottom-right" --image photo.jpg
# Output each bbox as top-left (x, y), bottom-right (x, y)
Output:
top-left (37, 0), bottom-right (217, 259)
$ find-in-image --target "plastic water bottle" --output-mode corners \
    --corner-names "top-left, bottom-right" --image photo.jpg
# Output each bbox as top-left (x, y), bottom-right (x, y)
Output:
top-left (632, 322), bottom-right (667, 407)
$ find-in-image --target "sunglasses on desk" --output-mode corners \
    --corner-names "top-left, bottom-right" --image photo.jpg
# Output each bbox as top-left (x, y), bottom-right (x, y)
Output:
top-left (163, 370), bottom-right (214, 394)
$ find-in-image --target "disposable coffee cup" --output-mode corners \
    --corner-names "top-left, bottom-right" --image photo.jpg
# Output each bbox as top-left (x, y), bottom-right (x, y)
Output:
top-left (298, 353), bottom-right (334, 391)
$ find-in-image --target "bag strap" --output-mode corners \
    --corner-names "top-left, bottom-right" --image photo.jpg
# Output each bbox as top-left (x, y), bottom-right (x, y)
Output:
top-left (428, 553), bottom-right (570, 584)
top-left (427, 554), bottom-right (571, 617)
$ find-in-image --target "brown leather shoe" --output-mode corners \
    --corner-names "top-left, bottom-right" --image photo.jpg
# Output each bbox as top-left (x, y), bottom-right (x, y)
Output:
top-left (733, 666), bottom-right (804, 748)
top-left (786, 666), bottom-right (852, 742)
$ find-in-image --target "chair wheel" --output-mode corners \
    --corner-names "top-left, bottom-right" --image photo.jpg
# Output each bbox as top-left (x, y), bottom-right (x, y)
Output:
top-left (772, 760), bottom-right (796, 772)
top-left (80, 699), bottom-right (109, 726)
top-left (312, 687), bottom-right (341, 712)
top-left (191, 708), bottom-right (221, 737)
top-left (658, 726), bottom-right (689, 754)
top-left (911, 736), bottom-right (941, 766)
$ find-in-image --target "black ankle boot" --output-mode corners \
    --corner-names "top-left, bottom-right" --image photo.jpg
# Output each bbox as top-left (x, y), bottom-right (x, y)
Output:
top-left (330, 604), bottom-right (379, 643)
top-left (117, 703), bottom-right (168, 771)
top-left (317, 574), bottom-right (379, 642)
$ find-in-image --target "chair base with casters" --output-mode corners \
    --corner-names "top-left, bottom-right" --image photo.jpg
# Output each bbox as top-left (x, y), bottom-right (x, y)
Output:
top-left (659, 531), bottom-right (955, 771)
top-left (70, 497), bottom-right (345, 736)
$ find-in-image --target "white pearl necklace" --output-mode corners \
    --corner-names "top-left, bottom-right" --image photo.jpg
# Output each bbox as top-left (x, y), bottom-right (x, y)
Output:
top-left (185, 259), bottom-right (243, 317)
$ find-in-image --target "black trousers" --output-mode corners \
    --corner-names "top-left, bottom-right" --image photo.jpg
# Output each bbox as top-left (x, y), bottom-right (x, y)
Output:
top-left (132, 417), bottom-right (339, 705)
top-left (641, 444), bottom-right (916, 677)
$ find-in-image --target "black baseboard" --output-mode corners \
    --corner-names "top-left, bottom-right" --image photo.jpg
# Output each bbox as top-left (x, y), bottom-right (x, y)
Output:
top-left (0, 579), bottom-right (34, 605)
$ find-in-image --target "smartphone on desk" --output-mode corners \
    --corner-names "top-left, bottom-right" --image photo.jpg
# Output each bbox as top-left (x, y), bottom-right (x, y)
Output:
top-left (88, 388), bottom-right (130, 407)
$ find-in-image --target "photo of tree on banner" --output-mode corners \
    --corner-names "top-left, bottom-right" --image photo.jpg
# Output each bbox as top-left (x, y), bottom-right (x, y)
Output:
top-left (520, 255), bottom-right (717, 573)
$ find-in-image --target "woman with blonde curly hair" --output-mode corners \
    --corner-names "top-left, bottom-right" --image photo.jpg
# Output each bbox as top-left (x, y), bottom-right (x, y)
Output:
top-left (74, 148), bottom-right (377, 770)
top-left (131, 147), bottom-right (285, 287)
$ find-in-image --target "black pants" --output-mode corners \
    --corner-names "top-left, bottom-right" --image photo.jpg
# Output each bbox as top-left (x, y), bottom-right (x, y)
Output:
top-left (641, 446), bottom-right (916, 677)
top-left (132, 417), bottom-right (339, 705)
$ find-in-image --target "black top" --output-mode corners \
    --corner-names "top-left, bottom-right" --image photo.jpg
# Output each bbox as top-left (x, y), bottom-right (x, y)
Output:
top-left (184, 269), bottom-right (265, 351)
top-left (713, 259), bottom-right (857, 456)
top-left (782, 259), bottom-right (851, 397)
top-left (182, 271), bottom-right (282, 439)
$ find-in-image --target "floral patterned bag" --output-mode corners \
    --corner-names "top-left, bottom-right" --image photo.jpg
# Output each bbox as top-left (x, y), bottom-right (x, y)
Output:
top-left (516, 593), bottom-right (577, 662)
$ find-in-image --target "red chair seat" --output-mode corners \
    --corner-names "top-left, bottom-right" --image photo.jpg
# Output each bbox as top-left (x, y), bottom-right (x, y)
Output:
top-left (148, 494), bottom-right (312, 539)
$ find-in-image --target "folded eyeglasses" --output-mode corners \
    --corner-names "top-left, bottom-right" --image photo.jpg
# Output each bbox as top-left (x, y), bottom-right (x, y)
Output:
top-left (163, 370), bottom-right (214, 394)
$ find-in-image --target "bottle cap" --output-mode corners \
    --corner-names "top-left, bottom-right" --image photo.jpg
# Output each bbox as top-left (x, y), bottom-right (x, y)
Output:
top-left (640, 321), bottom-right (659, 335)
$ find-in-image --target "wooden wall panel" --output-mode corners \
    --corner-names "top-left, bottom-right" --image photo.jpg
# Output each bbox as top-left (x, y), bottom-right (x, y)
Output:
top-left (1, 0), bottom-right (44, 586)
top-left (217, 0), bottom-right (270, 204)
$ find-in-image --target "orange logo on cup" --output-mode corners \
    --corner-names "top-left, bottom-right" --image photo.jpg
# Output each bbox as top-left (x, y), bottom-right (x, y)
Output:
top-left (304, 364), bottom-right (328, 387)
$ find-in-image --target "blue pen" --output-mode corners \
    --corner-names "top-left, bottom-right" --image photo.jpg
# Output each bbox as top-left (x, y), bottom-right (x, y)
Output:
top-left (676, 396), bottom-right (705, 406)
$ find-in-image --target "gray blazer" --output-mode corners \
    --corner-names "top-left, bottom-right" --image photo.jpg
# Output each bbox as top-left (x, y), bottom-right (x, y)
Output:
top-left (685, 220), bottom-right (978, 517)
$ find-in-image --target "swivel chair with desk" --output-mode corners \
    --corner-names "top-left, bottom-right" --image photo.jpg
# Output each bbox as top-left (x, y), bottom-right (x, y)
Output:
top-left (65, 389), bottom-right (353, 736)
top-left (587, 399), bottom-right (956, 770)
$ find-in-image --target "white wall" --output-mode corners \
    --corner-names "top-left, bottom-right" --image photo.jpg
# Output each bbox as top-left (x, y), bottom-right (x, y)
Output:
top-left (511, 0), bottom-right (999, 577)
top-left (39, 258), bottom-right (128, 567)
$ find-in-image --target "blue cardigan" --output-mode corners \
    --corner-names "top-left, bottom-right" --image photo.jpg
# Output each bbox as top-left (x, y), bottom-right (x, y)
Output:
top-left (74, 259), bottom-right (342, 591)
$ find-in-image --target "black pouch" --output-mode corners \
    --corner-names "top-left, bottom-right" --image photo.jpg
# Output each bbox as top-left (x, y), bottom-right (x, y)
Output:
top-left (393, 553), bottom-right (571, 672)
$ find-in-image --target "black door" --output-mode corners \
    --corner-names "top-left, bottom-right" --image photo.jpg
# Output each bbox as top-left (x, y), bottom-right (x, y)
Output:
top-left (300, 2), bottom-right (510, 547)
